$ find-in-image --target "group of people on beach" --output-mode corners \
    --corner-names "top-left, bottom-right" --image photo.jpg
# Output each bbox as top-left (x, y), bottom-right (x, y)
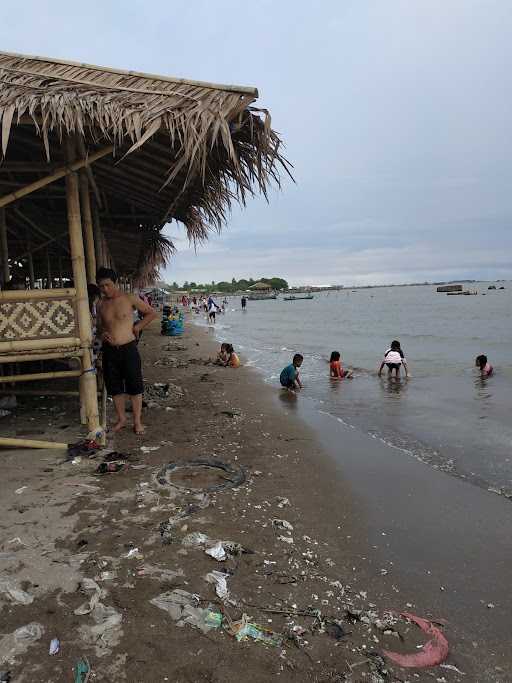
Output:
top-left (279, 340), bottom-right (493, 392)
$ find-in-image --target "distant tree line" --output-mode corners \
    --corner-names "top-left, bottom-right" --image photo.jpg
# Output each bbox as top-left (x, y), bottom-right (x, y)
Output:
top-left (168, 277), bottom-right (289, 292)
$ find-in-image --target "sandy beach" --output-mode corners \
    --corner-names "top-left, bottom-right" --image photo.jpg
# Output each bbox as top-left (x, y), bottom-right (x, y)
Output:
top-left (0, 318), bottom-right (510, 682)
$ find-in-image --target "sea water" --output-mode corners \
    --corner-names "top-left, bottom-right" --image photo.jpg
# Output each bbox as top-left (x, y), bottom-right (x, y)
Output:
top-left (199, 284), bottom-right (512, 497)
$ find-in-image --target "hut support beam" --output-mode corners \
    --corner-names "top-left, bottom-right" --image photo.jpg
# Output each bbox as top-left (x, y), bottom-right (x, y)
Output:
top-left (79, 172), bottom-right (97, 282)
top-left (0, 145), bottom-right (114, 209)
top-left (66, 137), bottom-right (100, 435)
top-left (0, 208), bottom-right (9, 285)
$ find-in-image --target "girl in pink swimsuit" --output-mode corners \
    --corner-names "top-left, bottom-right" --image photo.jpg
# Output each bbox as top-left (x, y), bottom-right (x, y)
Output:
top-left (475, 354), bottom-right (493, 376)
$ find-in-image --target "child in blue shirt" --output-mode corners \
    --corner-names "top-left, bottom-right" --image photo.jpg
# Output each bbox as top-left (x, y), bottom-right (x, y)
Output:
top-left (280, 353), bottom-right (303, 391)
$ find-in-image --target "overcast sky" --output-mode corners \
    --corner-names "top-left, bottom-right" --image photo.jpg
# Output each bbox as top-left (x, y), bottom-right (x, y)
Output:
top-left (2, 1), bottom-right (511, 285)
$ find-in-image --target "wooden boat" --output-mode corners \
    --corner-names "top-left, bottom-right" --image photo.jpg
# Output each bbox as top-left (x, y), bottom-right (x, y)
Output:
top-left (283, 294), bottom-right (314, 301)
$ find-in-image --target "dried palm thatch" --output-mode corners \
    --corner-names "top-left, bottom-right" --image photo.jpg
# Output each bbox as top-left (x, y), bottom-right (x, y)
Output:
top-left (0, 51), bottom-right (292, 284)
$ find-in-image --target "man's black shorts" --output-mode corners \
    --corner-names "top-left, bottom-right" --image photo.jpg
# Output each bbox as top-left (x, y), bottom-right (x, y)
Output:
top-left (386, 362), bottom-right (401, 371)
top-left (102, 340), bottom-right (143, 396)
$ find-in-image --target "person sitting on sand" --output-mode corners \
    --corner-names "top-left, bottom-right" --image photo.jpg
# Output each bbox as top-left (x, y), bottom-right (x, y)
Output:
top-left (280, 353), bottom-right (303, 391)
top-left (215, 343), bottom-right (229, 365)
top-left (96, 267), bottom-right (157, 435)
top-left (329, 351), bottom-right (353, 379)
top-left (476, 354), bottom-right (493, 376)
top-left (378, 340), bottom-right (409, 378)
top-left (225, 344), bottom-right (240, 368)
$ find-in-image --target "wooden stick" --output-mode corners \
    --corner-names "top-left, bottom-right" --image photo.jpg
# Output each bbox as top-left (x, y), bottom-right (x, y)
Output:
top-left (79, 172), bottom-right (97, 283)
top-left (66, 136), bottom-right (100, 433)
top-left (0, 208), bottom-right (9, 284)
top-left (0, 146), bottom-right (114, 209)
top-left (0, 369), bottom-right (81, 383)
top-left (0, 436), bottom-right (68, 450)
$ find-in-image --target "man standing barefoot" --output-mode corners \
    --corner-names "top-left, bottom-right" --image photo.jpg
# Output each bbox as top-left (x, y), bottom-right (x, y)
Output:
top-left (96, 267), bottom-right (157, 435)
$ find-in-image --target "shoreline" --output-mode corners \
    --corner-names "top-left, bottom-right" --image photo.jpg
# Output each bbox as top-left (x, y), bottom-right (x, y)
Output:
top-left (0, 319), bottom-right (509, 680)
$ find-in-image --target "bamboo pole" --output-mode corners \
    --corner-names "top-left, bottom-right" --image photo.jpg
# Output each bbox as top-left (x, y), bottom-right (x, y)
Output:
top-left (0, 388), bottom-right (81, 396)
top-left (0, 436), bottom-right (68, 450)
top-left (0, 369), bottom-right (81, 384)
top-left (0, 287), bottom-right (75, 300)
top-left (91, 202), bottom-right (103, 268)
top-left (0, 350), bottom-right (83, 364)
top-left (79, 172), bottom-right (97, 283)
top-left (66, 137), bottom-right (100, 434)
top-left (0, 337), bottom-right (81, 353)
top-left (46, 248), bottom-right (53, 288)
top-left (0, 146), bottom-right (114, 210)
top-left (0, 208), bottom-right (9, 285)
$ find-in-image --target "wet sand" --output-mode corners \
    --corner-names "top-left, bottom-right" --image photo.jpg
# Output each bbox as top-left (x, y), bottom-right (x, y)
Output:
top-left (0, 319), bottom-right (510, 681)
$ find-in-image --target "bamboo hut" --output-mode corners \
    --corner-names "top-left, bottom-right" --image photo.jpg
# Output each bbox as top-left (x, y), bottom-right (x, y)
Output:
top-left (0, 51), bottom-right (290, 448)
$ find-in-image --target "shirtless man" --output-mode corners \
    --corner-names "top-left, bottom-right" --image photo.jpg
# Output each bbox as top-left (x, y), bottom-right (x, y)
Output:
top-left (96, 267), bottom-right (157, 434)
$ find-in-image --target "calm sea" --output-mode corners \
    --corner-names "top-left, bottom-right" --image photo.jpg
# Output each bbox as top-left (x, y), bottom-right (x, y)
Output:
top-left (199, 283), bottom-right (512, 498)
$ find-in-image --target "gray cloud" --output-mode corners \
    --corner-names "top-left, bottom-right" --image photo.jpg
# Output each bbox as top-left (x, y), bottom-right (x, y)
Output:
top-left (2, 0), bottom-right (511, 284)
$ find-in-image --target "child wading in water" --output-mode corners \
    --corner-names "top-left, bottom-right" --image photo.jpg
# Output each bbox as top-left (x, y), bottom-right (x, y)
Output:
top-left (475, 354), bottom-right (493, 376)
top-left (329, 351), bottom-right (353, 379)
top-left (378, 340), bottom-right (409, 378)
top-left (280, 353), bottom-right (303, 391)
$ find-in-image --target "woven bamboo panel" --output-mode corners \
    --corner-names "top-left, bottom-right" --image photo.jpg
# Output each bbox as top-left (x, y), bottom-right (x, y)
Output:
top-left (0, 296), bottom-right (78, 341)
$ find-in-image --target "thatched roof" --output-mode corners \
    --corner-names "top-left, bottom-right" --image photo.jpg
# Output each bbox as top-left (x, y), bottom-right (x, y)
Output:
top-left (249, 281), bottom-right (272, 290)
top-left (0, 51), bottom-right (291, 283)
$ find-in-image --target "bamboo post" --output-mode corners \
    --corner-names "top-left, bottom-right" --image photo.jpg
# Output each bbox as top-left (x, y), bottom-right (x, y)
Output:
top-left (46, 248), bottom-right (53, 288)
top-left (0, 436), bottom-right (68, 450)
top-left (66, 137), bottom-right (100, 434)
top-left (92, 202), bottom-right (103, 268)
top-left (27, 251), bottom-right (35, 288)
top-left (79, 171), bottom-right (97, 283)
top-left (0, 208), bottom-right (9, 285)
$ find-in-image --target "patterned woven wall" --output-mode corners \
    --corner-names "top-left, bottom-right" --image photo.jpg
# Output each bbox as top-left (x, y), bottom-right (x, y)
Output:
top-left (0, 297), bottom-right (78, 341)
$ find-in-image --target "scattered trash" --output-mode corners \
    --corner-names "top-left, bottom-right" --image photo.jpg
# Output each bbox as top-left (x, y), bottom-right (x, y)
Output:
top-left (78, 603), bottom-right (123, 657)
top-left (98, 571), bottom-right (116, 582)
top-left (73, 658), bottom-right (90, 683)
top-left (0, 671), bottom-right (11, 682)
top-left (49, 637), bottom-right (60, 655)
top-left (150, 590), bottom-right (222, 633)
top-left (272, 519), bottom-right (294, 532)
top-left (124, 547), bottom-right (143, 559)
top-left (205, 541), bottom-right (227, 561)
top-left (486, 602), bottom-right (495, 609)
top-left (67, 439), bottom-right (101, 460)
top-left (278, 535), bottom-right (294, 544)
top-left (440, 663), bottom-right (465, 675)
top-left (276, 497), bottom-right (290, 508)
top-left (229, 615), bottom-right (282, 646)
top-left (181, 532), bottom-right (209, 548)
top-left (141, 446), bottom-right (160, 453)
top-left (96, 462), bottom-right (125, 474)
top-left (325, 622), bottom-right (346, 640)
top-left (0, 623), bottom-right (44, 665)
top-left (205, 571), bottom-right (230, 599)
top-left (383, 612), bottom-right (449, 668)
top-left (74, 578), bottom-right (103, 616)
top-left (0, 578), bottom-right (34, 606)
top-left (14, 486), bottom-right (28, 495)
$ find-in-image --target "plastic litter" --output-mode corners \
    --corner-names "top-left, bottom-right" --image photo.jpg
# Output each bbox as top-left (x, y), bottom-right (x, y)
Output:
top-left (124, 547), bottom-right (143, 560)
top-left (181, 532), bottom-right (209, 548)
top-left (229, 615), bottom-right (282, 646)
top-left (205, 541), bottom-right (227, 561)
top-left (278, 535), bottom-right (294, 544)
top-left (96, 461), bottom-right (125, 474)
top-left (383, 612), bottom-right (449, 668)
top-left (49, 637), bottom-right (60, 655)
top-left (14, 486), bottom-right (28, 495)
top-left (140, 446), bottom-right (160, 453)
top-left (78, 603), bottom-right (123, 656)
top-left (0, 623), bottom-right (44, 665)
top-left (74, 578), bottom-right (103, 616)
top-left (0, 578), bottom-right (34, 605)
top-left (74, 658), bottom-right (90, 683)
top-left (0, 671), bottom-right (11, 682)
top-left (205, 571), bottom-right (229, 599)
top-left (272, 519), bottom-right (294, 532)
top-left (150, 589), bottom-right (222, 633)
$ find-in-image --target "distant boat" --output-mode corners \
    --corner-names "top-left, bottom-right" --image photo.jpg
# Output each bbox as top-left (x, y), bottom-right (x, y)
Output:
top-left (437, 284), bottom-right (462, 293)
top-left (447, 290), bottom-right (477, 296)
top-left (283, 294), bottom-right (314, 301)
top-left (488, 285), bottom-right (496, 290)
